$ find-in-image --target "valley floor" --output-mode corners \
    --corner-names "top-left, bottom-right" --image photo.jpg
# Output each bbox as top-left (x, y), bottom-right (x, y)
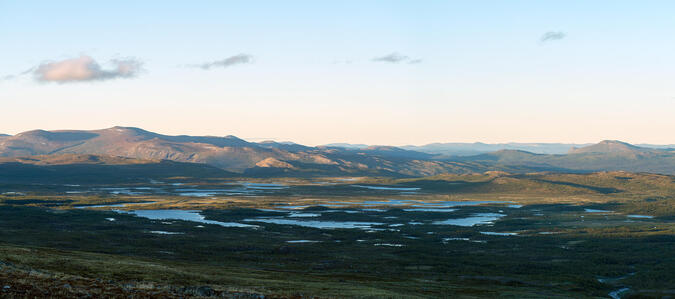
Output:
top-left (1, 172), bottom-right (674, 298)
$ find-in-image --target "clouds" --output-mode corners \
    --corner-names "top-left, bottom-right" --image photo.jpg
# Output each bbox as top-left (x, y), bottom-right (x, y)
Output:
top-left (373, 53), bottom-right (409, 63)
top-left (372, 53), bottom-right (421, 64)
top-left (0, 68), bottom-right (33, 82)
top-left (1, 74), bottom-right (17, 81)
top-left (193, 54), bottom-right (253, 70)
top-left (4, 50), bottom-right (426, 85)
top-left (540, 31), bottom-right (566, 43)
top-left (33, 55), bottom-right (143, 83)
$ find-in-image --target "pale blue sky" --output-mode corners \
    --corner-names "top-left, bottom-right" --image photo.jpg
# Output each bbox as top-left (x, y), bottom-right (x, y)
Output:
top-left (1, 1), bottom-right (674, 145)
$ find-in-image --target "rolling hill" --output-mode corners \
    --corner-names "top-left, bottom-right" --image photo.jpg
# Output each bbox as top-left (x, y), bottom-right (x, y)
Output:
top-left (457, 141), bottom-right (675, 174)
top-left (402, 142), bottom-right (590, 156)
top-left (1, 128), bottom-right (673, 176)
top-left (401, 141), bottom-right (674, 156)
top-left (0, 127), bottom-right (486, 177)
top-left (568, 140), bottom-right (654, 154)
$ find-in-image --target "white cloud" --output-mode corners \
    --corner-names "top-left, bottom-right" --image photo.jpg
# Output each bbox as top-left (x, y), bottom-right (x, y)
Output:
top-left (34, 55), bottom-right (143, 83)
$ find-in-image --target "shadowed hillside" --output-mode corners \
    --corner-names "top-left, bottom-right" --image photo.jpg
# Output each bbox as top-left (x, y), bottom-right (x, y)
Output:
top-left (0, 154), bottom-right (234, 184)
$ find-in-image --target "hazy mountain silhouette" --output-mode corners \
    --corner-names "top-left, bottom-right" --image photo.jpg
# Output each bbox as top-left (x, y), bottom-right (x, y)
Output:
top-left (402, 142), bottom-right (589, 156)
top-left (568, 140), bottom-right (652, 154)
top-left (458, 142), bottom-right (675, 174)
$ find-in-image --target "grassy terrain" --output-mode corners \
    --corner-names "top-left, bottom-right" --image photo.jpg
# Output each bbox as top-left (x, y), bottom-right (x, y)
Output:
top-left (0, 171), bottom-right (674, 298)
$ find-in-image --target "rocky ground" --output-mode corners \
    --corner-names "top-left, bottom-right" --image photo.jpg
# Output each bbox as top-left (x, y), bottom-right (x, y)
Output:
top-left (0, 260), bottom-right (293, 299)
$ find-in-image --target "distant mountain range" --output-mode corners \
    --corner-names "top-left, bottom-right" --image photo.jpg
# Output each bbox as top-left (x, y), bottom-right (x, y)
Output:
top-left (453, 140), bottom-right (675, 175)
top-left (0, 127), bottom-right (673, 177)
top-left (401, 142), bottom-right (670, 156)
top-left (327, 142), bottom-right (675, 156)
top-left (402, 142), bottom-right (591, 156)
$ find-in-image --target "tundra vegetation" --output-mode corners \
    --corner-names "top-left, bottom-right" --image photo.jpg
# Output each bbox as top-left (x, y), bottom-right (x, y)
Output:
top-left (0, 171), bottom-right (674, 298)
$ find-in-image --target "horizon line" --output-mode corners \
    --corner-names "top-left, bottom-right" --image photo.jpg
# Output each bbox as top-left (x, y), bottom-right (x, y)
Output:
top-left (2, 126), bottom-right (674, 148)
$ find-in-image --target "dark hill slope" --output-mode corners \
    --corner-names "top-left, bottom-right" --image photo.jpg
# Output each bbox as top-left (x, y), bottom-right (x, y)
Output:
top-left (0, 154), bottom-right (234, 184)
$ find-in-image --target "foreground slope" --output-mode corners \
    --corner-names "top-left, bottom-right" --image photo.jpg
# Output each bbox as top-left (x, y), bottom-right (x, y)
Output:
top-left (0, 171), bottom-right (674, 298)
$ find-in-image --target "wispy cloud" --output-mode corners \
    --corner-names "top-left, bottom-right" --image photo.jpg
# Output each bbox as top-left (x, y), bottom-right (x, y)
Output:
top-left (372, 53), bottom-right (422, 64)
top-left (373, 53), bottom-right (409, 63)
top-left (1, 74), bottom-right (16, 81)
top-left (540, 31), bottom-right (566, 43)
top-left (33, 55), bottom-right (143, 83)
top-left (193, 54), bottom-right (253, 70)
top-left (1, 68), bottom-right (35, 82)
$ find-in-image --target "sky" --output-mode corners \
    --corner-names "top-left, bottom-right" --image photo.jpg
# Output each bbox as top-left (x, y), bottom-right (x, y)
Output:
top-left (1, 1), bottom-right (674, 146)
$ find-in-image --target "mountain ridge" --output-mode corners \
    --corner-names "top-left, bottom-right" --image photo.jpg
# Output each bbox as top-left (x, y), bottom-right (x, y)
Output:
top-left (457, 142), bottom-right (675, 174)
top-left (0, 127), bottom-right (484, 176)
top-left (1, 127), bottom-right (674, 176)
